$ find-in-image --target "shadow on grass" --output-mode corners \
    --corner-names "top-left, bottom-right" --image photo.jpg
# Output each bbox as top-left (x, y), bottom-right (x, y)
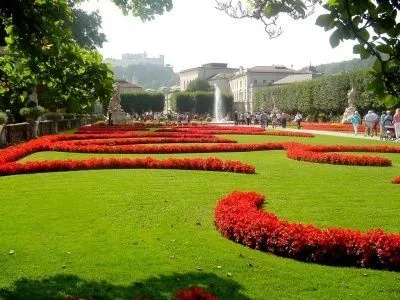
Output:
top-left (0, 272), bottom-right (251, 300)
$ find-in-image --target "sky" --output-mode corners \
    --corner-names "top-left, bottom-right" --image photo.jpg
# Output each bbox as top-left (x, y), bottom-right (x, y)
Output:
top-left (81, 0), bottom-right (359, 72)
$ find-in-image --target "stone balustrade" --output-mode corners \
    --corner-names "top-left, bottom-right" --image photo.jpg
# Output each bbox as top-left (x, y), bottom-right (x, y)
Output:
top-left (0, 118), bottom-right (104, 147)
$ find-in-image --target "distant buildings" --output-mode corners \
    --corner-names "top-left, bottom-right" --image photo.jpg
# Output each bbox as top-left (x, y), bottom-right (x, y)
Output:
top-left (179, 63), bottom-right (320, 113)
top-left (105, 52), bottom-right (164, 68)
top-left (116, 80), bottom-right (143, 93)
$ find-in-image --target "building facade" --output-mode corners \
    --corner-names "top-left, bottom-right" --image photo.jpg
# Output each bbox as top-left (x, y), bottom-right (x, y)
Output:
top-left (179, 63), bottom-right (238, 91)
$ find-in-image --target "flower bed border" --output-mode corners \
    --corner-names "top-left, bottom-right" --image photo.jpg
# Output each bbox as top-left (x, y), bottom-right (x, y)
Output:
top-left (214, 191), bottom-right (400, 270)
top-left (0, 157), bottom-right (255, 176)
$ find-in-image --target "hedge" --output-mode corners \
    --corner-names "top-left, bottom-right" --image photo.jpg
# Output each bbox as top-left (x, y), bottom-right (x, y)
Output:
top-left (254, 69), bottom-right (384, 118)
top-left (171, 91), bottom-right (234, 115)
top-left (120, 92), bottom-right (165, 114)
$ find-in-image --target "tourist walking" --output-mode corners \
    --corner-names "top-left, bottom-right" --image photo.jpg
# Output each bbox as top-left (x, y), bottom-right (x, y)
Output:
top-left (294, 112), bottom-right (303, 129)
top-left (393, 108), bottom-right (400, 141)
top-left (349, 111), bottom-right (361, 135)
top-left (233, 110), bottom-right (239, 126)
top-left (379, 111), bottom-right (386, 137)
top-left (271, 112), bottom-right (278, 129)
top-left (260, 112), bottom-right (267, 130)
top-left (281, 112), bottom-right (288, 128)
top-left (364, 110), bottom-right (378, 136)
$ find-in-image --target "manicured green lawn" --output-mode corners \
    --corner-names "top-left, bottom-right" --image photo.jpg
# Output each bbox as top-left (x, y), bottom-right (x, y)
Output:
top-left (0, 133), bottom-right (399, 299)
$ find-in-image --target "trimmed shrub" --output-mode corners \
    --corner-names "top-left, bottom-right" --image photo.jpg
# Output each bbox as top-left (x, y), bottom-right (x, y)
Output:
top-left (121, 92), bottom-right (165, 114)
top-left (254, 69), bottom-right (383, 117)
top-left (171, 92), bottom-right (194, 112)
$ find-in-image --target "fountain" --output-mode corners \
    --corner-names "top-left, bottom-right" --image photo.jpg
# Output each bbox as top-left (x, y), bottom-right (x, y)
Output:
top-left (214, 84), bottom-right (225, 122)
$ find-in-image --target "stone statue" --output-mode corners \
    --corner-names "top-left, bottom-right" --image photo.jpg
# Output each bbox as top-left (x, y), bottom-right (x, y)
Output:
top-left (107, 83), bottom-right (126, 125)
top-left (341, 87), bottom-right (356, 124)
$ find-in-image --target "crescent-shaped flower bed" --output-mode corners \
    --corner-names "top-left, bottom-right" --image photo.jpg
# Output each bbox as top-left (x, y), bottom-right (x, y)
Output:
top-left (285, 143), bottom-right (398, 166)
top-left (0, 157), bottom-right (255, 176)
top-left (214, 191), bottom-right (400, 270)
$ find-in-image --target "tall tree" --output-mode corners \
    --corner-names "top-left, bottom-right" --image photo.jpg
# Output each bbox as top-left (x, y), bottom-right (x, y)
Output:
top-left (0, 0), bottom-right (172, 112)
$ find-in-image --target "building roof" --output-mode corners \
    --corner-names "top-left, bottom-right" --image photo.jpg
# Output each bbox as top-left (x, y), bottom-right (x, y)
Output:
top-left (273, 73), bottom-right (320, 85)
top-left (179, 63), bottom-right (235, 74)
top-left (115, 80), bottom-right (142, 89)
top-left (208, 72), bottom-right (237, 81)
top-left (248, 65), bottom-right (299, 73)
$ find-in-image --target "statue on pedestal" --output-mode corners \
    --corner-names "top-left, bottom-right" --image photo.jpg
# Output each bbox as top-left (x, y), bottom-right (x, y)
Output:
top-left (107, 84), bottom-right (126, 125)
top-left (341, 87), bottom-right (356, 124)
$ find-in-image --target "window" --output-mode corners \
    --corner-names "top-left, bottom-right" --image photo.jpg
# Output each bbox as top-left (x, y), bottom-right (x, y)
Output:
top-left (254, 79), bottom-right (258, 84)
top-left (263, 80), bottom-right (267, 84)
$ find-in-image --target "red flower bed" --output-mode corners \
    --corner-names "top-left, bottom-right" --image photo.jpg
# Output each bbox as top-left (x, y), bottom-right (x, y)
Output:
top-left (285, 143), bottom-right (394, 166)
top-left (214, 191), bottom-right (400, 270)
top-left (301, 123), bottom-right (366, 132)
top-left (60, 137), bottom-right (237, 146)
top-left (392, 176), bottom-right (400, 184)
top-left (0, 157), bottom-right (255, 176)
top-left (155, 127), bottom-right (314, 137)
top-left (175, 287), bottom-right (219, 300)
top-left (49, 141), bottom-right (286, 155)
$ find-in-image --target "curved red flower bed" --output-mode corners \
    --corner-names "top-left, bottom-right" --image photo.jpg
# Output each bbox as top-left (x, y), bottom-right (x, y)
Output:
top-left (301, 123), bottom-right (366, 132)
top-left (214, 191), bottom-right (400, 270)
top-left (284, 143), bottom-right (399, 166)
top-left (49, 141), bottom-right (286, 155)
top-left (0, 157), bottom-right (255, 176)
top-left (59, 136), bottom-right (237, 146)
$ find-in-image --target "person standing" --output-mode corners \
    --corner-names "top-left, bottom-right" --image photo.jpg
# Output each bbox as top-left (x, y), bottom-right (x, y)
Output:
top-left (281, 112), bottom-right (288, 128)
top-left (350, 111), bottom-right (361, 135)
top-left (364, 110), bottom-right (376, 137)
top-left (260, 111), bottom-right (267, 130)
top-left (233, 110), bottom-right (239, 125)
top-left (294, 112), bottom-right (303, 129)
top-left (379, 111), bottom-right (386, 137)
top-left (393, 108), bottom-right (400, 141)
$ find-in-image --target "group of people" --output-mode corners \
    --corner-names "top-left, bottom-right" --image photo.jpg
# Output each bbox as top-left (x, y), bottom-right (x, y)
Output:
top-left (232, 111), bottom-right (303, 129)
top-left (348, 108), bottom-right (400, 141)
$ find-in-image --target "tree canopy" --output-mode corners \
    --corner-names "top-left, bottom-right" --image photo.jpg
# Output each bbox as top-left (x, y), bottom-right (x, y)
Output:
top-left (0, 0), bottom-right (172, 114)
top-left (186, 78), bottom-right (212, 92)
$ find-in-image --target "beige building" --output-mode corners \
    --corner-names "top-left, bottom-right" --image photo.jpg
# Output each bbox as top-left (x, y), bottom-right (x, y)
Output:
top-left (178, 63), bottom-right (318, 113)
top-left (179, 63), bottom-right (238, 91)
top-left (228, 66), bottom-right (301, 112)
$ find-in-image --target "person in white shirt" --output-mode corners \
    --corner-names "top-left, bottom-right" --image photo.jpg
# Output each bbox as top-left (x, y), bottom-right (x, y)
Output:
top-left (294, 112), bottom-right (303, 129)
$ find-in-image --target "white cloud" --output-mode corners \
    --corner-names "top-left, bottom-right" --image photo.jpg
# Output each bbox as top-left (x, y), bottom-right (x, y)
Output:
top-left (81, 0), bottom-right (359, 72)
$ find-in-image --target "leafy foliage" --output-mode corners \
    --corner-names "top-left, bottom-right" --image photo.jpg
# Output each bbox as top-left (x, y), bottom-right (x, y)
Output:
top-left (187, 78), bottom-right (212, 92)
top-left (316, 0), bottom-right (400, 106)
top-left (0, 0), bottom-right (173, 115)
top-left (215, 0), bottom-right (320, 38)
